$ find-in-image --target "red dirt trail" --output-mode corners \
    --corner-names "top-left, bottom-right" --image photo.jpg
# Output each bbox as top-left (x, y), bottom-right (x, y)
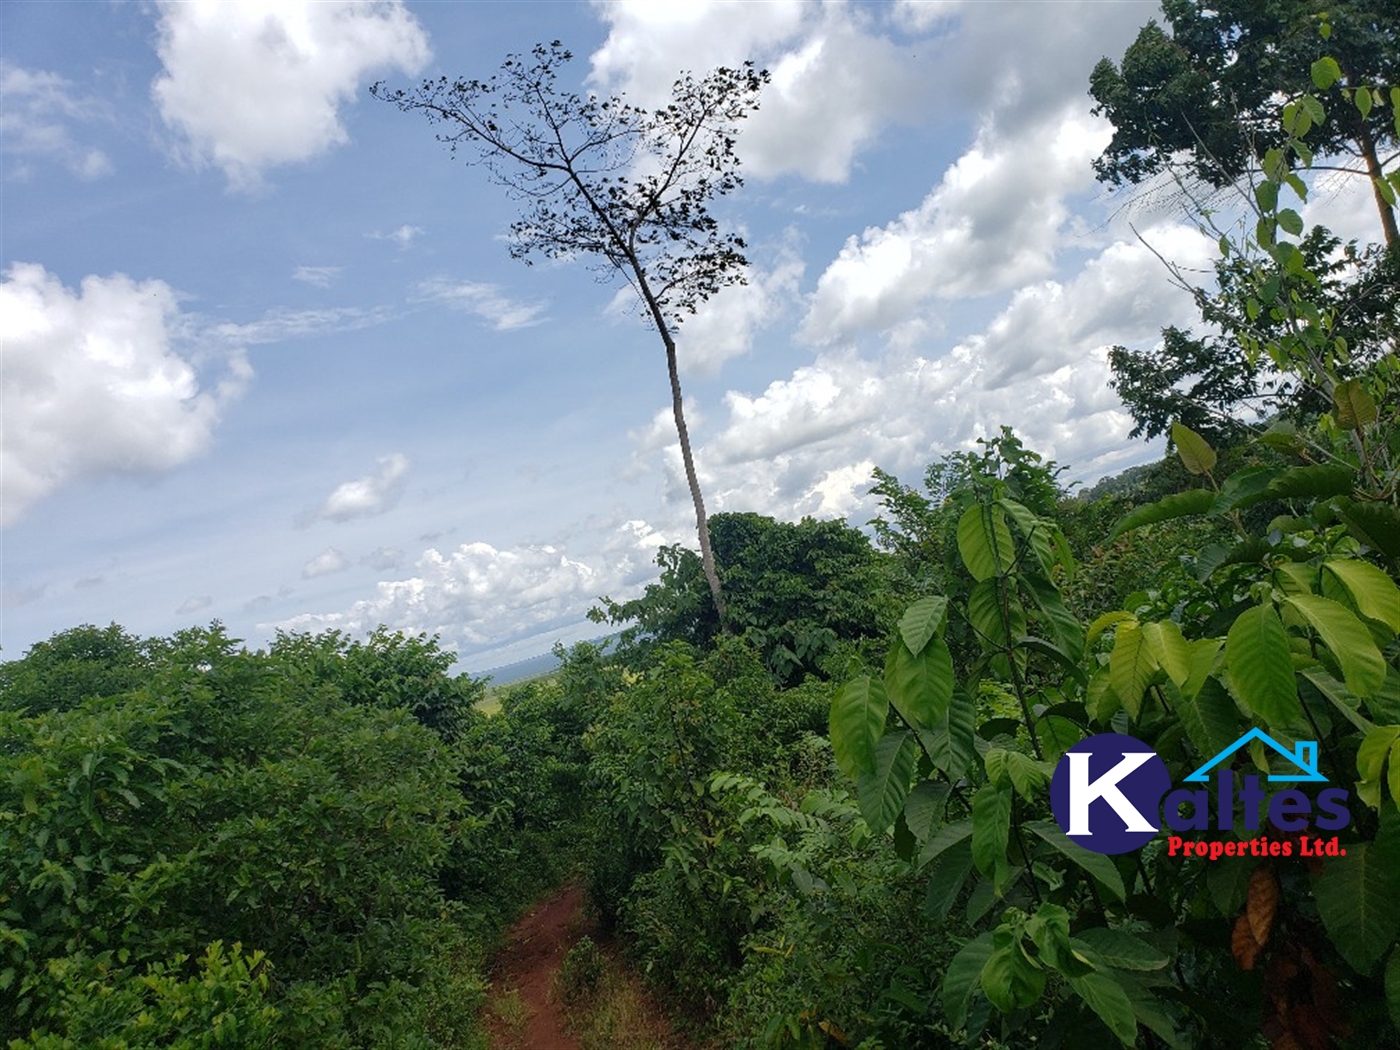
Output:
top-left (485, 881), bottom-right (594, 1050)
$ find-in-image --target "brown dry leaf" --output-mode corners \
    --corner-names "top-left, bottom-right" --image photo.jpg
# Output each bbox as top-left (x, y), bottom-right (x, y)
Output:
top-left (1233, 911), bottom-right (1262, 970)
top-left (1247, 865), bottom-right (1280, 946)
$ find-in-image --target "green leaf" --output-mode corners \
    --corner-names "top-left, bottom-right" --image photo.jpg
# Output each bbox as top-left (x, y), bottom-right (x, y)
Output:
top-left (998, 497), bottom-right (1056, 574)
top-left (1108, 489), bottom-right (1215, 541)
top-left (899, 596), bottom-right (949, 656)
top-left (943, 932), bottom-right (994, 1032)
top-left (1087, 610), bottom-right (1135, 648)
top-left (856, 731), bottom-right (918, 834)
top-left (1333, 378), bottom-right (1379, 429)
top-left (1334, 499), bottom-right (1400, 561)
top-left (1067, 971), bottom-right (1139, 1047)
top-left (971, 785), bottom-right (1012, 877)
top-left (918, 818), bottom-right (974, 870)
top-left (981, 945), bottom-right (1045, 1013)
top-left (1026, 820), bottom-right (1126, 901)
top-left (1357, 85), bottom-right (1374, 119)
top-left (1311, 56), bottom-right (1342, 90)
top-left (1263, 463), bottom-right (1354, 503)
top-left (1023, 574), bottom-right (1085, 662)
top-left (1110, 619), bottom-right (1158, 719)
top-left (917, 687), bottom-right (976, 780)
top-left (924, 837), bottom-right (974, 918)
top-left (831, 674), bottom-right (888, 779)
top-left (1178, 677), bottom-right (1242, 763)
top-left (1171, 422), bottom-right (1216, 475)
top-left (1322, 559), bottom-right (1400, 632)
top-left (1284, 593), bottom-right (1387, 698)
top-left (904, 780), bottom-right (951, 842)
top-left (1277, 208), bottom-right (1304, 236)
top-left (1255, 180), bottom-right (1278, 212)
top-left (885, 636), bottom-right (954, 730)
top-left (1140, 621), bottom-right (1190, 688)
top-left (1225, 605), bottom-right (1301, 726)
top-left (957, 503), bottom-right (1015, 581)
top-left (1073, 928), bottom-right (1169, 971)
top-left (1311, 841), bottom-right (1400, 974)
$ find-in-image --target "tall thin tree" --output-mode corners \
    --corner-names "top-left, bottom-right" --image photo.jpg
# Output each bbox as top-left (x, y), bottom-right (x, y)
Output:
top-left (375, 43), bottom-right (770, 622)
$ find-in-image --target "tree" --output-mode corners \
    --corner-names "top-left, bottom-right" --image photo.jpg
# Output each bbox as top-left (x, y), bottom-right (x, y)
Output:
top-left (374, 43), bottom-right (770, 622)
top-left (1090, 0), bottom-right (1400, 247)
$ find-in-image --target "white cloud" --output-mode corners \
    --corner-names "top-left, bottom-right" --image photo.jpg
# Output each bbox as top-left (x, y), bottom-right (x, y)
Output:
top-left (1, 263), bottom-right (249, 526)
top-left (675, 249), bottom-right (804, 376)
top-left (0, 64), bottom-right (113, 180)
top-left (307, 453), bottom-right (410, 524)
top-left (801, 107), bottom-right (1112, 345)
top-left (415, 279), bottom-right (547, 331)
top-left (151, 0), bottom-right (431, 190)
top-left (362, 546), bottom-right (406, 571)
top-left (292, 265), bottom-right (342, 288)
top-left (370, 224), bottom-right (423, 248)
top-left (589, 1), bottom-right (926, 183)
top-left (633, 228), bottom-right (1208, 525)
top-left (205, 305), bottom-right (395, 346)
top-left (302, 548), bottom-right (350, 578)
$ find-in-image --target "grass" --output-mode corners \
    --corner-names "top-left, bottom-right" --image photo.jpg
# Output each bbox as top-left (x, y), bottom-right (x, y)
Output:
top-left (555, 942), bottom-right (699, 1050)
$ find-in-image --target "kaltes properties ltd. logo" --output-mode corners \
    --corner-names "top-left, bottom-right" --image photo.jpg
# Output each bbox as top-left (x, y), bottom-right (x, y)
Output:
top-left (1049, 730), bottom-right (1352, 858)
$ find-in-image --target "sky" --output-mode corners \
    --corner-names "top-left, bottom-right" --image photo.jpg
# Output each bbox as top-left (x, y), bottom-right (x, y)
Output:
top-left (2, 0), bottom-right (1382, 674)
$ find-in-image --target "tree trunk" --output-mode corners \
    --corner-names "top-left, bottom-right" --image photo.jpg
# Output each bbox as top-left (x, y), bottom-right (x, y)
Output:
top-left (630, 263), bottom-right (727, 625)
top-left (662, 332), bottom-right (727, 625)
top-left (1356, 116), bottom-right (1399, 250)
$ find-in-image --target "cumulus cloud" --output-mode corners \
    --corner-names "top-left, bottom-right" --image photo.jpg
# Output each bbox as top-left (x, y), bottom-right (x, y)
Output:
top-left (675, 249), bottom-right (804, 376)
top-left (303, 548), bottom-right (350, 578)
top-left (415, 279), bottom-right (547, 331)
top-left (635, 227), bottom-right (1208, 525)
top-left (800, 107), bottom-right (1112, 345)
top-left (589, 1), bottom-right (926, 183)
top-left (1, 262), bottom-right (250, 526)
top-left (0, 64), bottom-right (113, 180)
top-left (151, 0), bottom-right (430, 189)
top-left (305, 454), bottom-right (410, 524)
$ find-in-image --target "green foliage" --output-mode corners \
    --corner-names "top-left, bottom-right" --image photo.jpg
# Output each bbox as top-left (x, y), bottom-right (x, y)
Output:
top-left (594, 512), bottom-right (896, 685)
top-left (0, 624), bottom-right (490, 1047)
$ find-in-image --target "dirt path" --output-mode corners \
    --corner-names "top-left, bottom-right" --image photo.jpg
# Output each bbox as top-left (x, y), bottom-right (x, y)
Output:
top-left (484, 882), bottom-right (594, 1050)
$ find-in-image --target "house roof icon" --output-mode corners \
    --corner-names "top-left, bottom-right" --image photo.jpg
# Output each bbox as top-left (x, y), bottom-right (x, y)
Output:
top-left (1183, 727), bottom-right (1327, 783)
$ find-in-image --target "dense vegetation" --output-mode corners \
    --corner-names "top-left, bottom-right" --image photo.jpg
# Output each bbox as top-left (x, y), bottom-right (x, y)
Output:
top-left (4, 9), bottom-right (1399, 1049)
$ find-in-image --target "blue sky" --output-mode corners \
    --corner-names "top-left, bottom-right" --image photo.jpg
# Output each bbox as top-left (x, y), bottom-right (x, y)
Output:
top-left (2, 1), bottom-right (1379, 673)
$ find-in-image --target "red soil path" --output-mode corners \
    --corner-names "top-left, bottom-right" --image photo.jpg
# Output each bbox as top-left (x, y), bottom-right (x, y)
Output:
top-left (485, 882), bottom-right (594, 1050)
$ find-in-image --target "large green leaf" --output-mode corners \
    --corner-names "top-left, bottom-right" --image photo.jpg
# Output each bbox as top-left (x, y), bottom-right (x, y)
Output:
top-left (980, 944), bottom-right (1045, 1013)
top-left (942, 932), bottom-right (994, 1032)
top-left (971, 784), bottom-right (1012, 877)
top-left (998, 497), bottom-right (1055, 575)
top-left (903, 780), bottom-right (951, 842)
top-left (1261, 463), bottom-right (1354, 503)
top-left (957, 503), bottom-right (1015, 582)
top-left (1335, 499), bottom-right (1400, 561)
top-left (1172, 422), bottom-right (1217, 475)
top-left (1110, 620), bottom-right (1158, 719)
top-left (1284, 593), bottom-right (1387, 698)
top-left (914, 687), bottom-right (977, 782)
top-left (856, 731), bottom-right (918, 834)
top-left (1224, 605), bottom-right (1301, 725)
top-left (924, 836), bottom-right (974, 918)
top-left (830, 674), bottom-right (888, 779)
top-left (1067, 971), bottom-right (1139, 1047)
top-left (1073, 928), bottom-right (1169, 971)
top-left (1140, 621), bottom-right (1190, 688)
top-left (1108, 489), bottom-right (1215, 541)
top-left (1177, 677), bottom-right (1242, 763)
top-left (1386, 950), bottom-right (1400, 1029)
top-left (1026, 820), bottom-right (1126, 901)
top-left (967, 578), bottom-right (1025, 654)
top-left (1322, 559), bottom-right (1400, 632)
top-left (898, 596), bottom-right (949, 656)
top-left (1023, 573), bottom-right (1086, 662)
top-left (1334, 378), bottom-right (1379, 429)
top-left (885, 636), bottom-right (954, 730)
top-left (919, 817), bottom-right (974, 870)
top-left (1311, 841), bottom-right (1400, 974)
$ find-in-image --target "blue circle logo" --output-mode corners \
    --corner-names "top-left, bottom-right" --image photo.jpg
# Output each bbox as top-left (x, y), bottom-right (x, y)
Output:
top-left (1050, 733), bottom-right (1170, 855)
